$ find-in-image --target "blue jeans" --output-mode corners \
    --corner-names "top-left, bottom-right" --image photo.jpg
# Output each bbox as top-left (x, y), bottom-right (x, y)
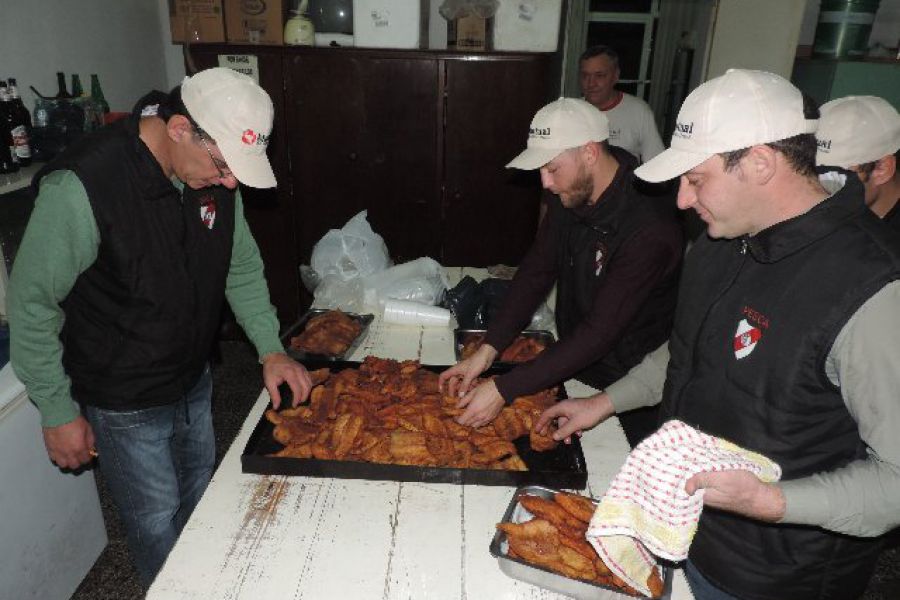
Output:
top-left (684, 560), bottom-right (742, 600)
top-left (84, 366), bottom-right (215, 587)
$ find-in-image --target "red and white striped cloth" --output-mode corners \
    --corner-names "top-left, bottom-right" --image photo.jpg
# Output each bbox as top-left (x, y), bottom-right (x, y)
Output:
top-left (586, 419), bottom-right (782, 597)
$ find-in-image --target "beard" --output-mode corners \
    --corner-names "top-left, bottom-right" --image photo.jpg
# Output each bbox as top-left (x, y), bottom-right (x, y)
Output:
top-left (559, 163), bottom-right (595, 209)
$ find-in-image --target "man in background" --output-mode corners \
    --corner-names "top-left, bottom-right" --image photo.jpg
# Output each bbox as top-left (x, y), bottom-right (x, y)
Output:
top-left (440, 98), bottom-right (682, 448)
top-left (816, 95), bottom-right (900, 230)
top-left (579, 45), bottom-right (665, 163)
top-left (9, 68), bottom-right (311, 586)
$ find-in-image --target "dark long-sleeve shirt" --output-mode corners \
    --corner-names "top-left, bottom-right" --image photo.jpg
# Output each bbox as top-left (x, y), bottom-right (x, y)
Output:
top-left (484, 152), bottom-right (683, 401)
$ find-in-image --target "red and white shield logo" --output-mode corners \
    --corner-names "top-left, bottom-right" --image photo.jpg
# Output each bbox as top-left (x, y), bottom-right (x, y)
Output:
top-left (200, 199), bottom-right (217, 230)
top-left (241, 129), bottom-right (257, 145)
top-left (733, 318), bottom-right (762, 359)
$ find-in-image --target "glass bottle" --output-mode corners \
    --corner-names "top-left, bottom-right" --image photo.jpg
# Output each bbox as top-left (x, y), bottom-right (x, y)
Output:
top-left (55, 72), bottom-right (72, 99)
top-left (90, 74), bottom-right (110, 114)
top-left (0, 83), bottom-right (18, 174)
top-left (6, 78), bottom-right (33, 164)
top-left (0, 82), bottom-right (31, 167)
top-left (71, 74), bottom-right (84, 98)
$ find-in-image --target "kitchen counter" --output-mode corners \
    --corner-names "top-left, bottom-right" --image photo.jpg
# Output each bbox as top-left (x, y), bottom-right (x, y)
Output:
top-left (146, 267), bottom-right (694, 599)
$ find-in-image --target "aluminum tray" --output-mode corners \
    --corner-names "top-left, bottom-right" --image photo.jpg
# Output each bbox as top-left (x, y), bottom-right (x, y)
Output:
top-left (241, 361), bottom-right (587, 489)
top-left (454, 329), bottom-right (556, 367)
top-left (283, 309), bottom-right (374, 361)
top-left (490, 485), bottom-right (673, 600)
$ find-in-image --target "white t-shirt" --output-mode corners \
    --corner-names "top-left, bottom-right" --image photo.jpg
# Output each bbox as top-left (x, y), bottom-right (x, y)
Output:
top-left (603, 93), bottom-right (665, 163)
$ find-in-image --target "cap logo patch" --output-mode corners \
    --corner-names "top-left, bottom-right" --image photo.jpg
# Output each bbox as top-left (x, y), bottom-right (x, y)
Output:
top-left (529, 126), bottom-right (551, 139)
top-left (816, 138), bottom-right (832, 151)
top-left (242, 129), bottom-right (258, 145)
top-left (674, 121), bottom-right (694, 139)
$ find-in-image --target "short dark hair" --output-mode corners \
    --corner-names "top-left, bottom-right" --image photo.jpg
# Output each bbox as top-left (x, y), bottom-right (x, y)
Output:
top-left (719, 92), bottom-right (820, 178)
top-left (579, 45), bottom-right (620, 70)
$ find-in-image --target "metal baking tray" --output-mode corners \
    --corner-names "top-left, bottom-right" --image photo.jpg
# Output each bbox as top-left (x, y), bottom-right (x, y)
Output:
top-left (241, 361), bottom-right (587, 489)
top-left (490, 485), bottom-right (673, 600)
top-left (454, 329), bottom-right (556, 367)
top-left (282, 309), bottom-right (374, 361)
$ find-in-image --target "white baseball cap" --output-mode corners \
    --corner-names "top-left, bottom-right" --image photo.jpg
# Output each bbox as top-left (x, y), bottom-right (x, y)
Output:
top-left (635, 69), bottom-right (818, 182)
top-left (181, 67), bottom-right (276, 188)
top-left (506, 97), bottom-right (610, 170)
top-left (816, 96), bottom-right (900, 168)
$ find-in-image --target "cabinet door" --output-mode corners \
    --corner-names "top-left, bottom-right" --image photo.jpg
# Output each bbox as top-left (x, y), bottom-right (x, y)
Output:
top-left (189, 47), bottom-right (300, 327)
top-left (287, 53), bottom-right (441, 266)
top-left (442, 56), bottom-right (554, 266)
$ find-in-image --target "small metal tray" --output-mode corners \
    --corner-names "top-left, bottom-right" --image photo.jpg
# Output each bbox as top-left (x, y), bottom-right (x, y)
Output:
top-left (454, 329), bottom-right (555, 367)
top-left (241, 361), bottom-right (587, 489)
top-left (490, 485), bottom-right (673, 600)
top-left (282, 309), bottom-right (374, 361)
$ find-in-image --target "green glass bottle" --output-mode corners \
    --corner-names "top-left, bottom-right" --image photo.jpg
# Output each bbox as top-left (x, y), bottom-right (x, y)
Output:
top-left (90, 74), bottom-right (110, 113)
top-left (71, 74), bottom-right (84, 98)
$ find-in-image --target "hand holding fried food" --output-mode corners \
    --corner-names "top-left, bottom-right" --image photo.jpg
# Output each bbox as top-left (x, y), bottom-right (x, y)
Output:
top-left (264, 356), bottom-right (561, 470)
top-left (498, 492), bottom-right (665, 598)
top-left (460, 333), bottom-right (548, 363)
top-left (290, 310), bottom-right (363, 356)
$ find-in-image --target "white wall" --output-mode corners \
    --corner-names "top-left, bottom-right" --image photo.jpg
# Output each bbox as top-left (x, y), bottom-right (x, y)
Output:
top-left (799, 0), bottom-right (900, 48)
top-left (0, 0), bottom-right (185, 113)
top-left (705, 0), bottom-right (807, 80)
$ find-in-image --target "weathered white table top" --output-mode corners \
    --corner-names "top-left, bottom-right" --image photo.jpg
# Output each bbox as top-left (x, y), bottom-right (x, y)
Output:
top-left (147, 267), bottom-right (692, 600)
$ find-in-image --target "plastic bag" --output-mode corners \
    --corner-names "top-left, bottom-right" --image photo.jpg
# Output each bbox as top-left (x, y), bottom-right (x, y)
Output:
top-left (442, 276), bottom-right (555, 330)
top-left (310, 275), bottom-right (365, 312)
top-left (310, 211), bottom-right (391, 282)
top-left (362, 257), bottom-right (449, 309)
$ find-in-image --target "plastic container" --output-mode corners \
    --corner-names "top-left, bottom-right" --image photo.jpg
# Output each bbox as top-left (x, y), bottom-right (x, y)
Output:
top-left (813, 0), bottom-right (881, 58)
top-left (353, 0), bottom-right (426, 49)
top-left (382, 299), bottom-right (451, 327)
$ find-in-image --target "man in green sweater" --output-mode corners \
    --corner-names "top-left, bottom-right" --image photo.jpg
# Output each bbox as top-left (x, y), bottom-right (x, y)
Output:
top-left (8, 68), bottom-right (311, 587)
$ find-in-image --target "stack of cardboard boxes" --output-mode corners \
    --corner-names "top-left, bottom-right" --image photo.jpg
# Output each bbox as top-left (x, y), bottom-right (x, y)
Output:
top-left (170, 0), bottom-right (285, 45)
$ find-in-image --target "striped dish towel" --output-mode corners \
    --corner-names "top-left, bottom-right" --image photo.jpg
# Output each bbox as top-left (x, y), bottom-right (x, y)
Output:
top-left (586, 419), bottom-right (782, 597)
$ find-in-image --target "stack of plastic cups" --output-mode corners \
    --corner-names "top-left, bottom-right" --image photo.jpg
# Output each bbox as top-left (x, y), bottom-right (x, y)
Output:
top-left (382, 299), bottom-right (452, 327)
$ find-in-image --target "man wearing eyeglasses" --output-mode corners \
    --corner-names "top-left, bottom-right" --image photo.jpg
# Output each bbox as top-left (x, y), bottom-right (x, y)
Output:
top-left (8, 67), bottom-right (311, 586)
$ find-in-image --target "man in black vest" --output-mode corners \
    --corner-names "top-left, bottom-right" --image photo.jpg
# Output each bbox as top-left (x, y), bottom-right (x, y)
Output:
top-left (439, 97), bottom-right (682, 447)
top-left (9, 68), bottom-right (312, 586)
top-left (537, 70), bottom-right (900, 599)
top-left (816, 95), bottom-right (900, 231)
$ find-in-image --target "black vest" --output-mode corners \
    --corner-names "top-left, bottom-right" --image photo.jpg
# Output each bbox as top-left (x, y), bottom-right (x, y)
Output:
top-left (553, 148), bottom-right (682, 388)
top-left (33, 115), bottom-right (236, 409)
top-left (662, 173), bottom-right (900, 600)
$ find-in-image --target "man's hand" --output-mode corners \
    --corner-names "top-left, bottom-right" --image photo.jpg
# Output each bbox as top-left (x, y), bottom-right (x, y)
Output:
top-left (43, 415), bottom-right (96, 469)
top-left (438, 344), bottom-right (498, 398)
top-left (262, 352), bottom-right (312, 409)
top-left (685, 470), bottom-right (786, 522)
top-left (534, 393), bottom-right (615, 444)
top-left (456, 379), bottom-right (505, 429)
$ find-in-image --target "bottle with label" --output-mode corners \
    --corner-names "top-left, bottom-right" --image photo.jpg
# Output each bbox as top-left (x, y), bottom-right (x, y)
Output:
top-left (0, 82), bottom-right (26, 169)
top-left (90, 74), bottom-right (110, 114)
top-left (6, 78), bottom-right (33, 166)
top-left (0, 83), bottom-right (18, 174)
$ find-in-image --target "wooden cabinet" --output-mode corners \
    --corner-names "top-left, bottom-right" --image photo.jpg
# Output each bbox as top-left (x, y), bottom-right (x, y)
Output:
top-left (189, 46), bottom-right (558, 326)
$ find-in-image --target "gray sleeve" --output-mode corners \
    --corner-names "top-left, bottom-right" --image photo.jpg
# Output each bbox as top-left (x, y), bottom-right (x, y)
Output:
top-left (606, 341), bottom-right (670, 413)
top-left (779, 281), bottom-right (900, 537)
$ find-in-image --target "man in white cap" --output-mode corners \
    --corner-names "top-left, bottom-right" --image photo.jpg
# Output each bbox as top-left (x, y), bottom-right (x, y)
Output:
top-left (9, 67), bottom-right (312, 585)
top-left (536, 70), bottom-right (900, 599)
top-left (439, 97), bottom-right (682, 448)
top-left (816, 95), bottom-right (900, 230)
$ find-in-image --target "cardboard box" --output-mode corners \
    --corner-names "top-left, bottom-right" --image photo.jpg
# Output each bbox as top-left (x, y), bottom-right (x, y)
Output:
top-left (224, 0), bottom-right (284, 45)
top-left (353, 0), bottom-right (427, 49)
top-left (493, 0), bottom-right (562, 52)
top-left (169, 0), bottom-right (226, 44)
top-left (448, 15), bottom-right (490, 52)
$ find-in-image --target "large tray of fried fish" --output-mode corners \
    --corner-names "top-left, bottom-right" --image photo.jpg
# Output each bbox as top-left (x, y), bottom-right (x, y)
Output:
top-left (283, 309), bottom-right (374, 361)
top-left (490, 486), bottom-right (671, 599)
top-left (241, 356), bottom-right (587, 488)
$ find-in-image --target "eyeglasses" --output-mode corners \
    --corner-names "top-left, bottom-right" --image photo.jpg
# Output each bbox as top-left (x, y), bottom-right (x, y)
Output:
top-left (197, 131), bottom-right (232, 180)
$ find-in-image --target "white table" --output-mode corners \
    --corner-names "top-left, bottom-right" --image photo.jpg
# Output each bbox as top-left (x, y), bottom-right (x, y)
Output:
top-left (147, 267), bottom-right (693, 599)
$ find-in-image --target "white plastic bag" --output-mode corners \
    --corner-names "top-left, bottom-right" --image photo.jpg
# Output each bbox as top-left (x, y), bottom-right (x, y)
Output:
top-left (310, 211), bottom-right (391, 282)
top-left (362, 257), bottom-right (449, 309)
